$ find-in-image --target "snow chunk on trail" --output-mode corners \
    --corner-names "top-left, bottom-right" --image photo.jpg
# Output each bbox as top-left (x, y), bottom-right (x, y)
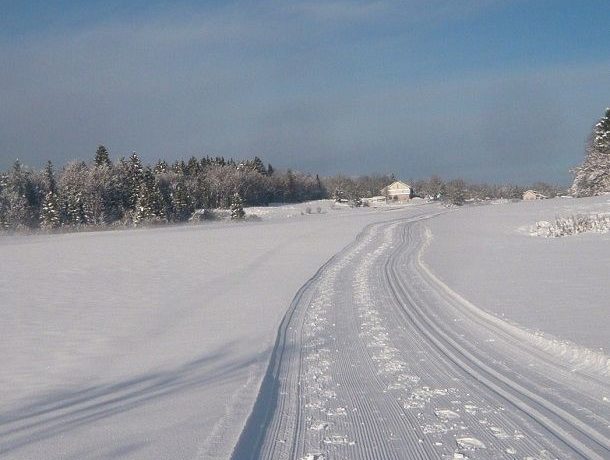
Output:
top-left (301, 454), bottom-right (325, 460)
top-left (434, 409), bottom-right (460, 420)
top-left (456, 437), bottom-right (486, 450)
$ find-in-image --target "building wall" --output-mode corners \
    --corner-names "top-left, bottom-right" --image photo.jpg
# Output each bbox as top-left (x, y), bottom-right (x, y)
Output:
top-left (523, 191), bottom-right (543, 200)
top-left (383, 181), bottom-right (413, 201)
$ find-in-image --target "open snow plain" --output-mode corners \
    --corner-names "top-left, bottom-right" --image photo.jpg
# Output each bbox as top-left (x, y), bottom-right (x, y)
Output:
top-left (424, 195), bottom-right (610, 352)
top-left (2, 197), bottom-right (609, 459)
top-left (0, 202), bottom-right (434, 459)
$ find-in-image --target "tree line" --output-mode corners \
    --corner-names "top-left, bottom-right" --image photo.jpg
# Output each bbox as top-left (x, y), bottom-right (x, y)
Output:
top-left (323, 173), bottom-right (564, 206)
top-left (0, 148), bottom-right (325, 231)
top-left (0, 146), bottom-right (569, 232)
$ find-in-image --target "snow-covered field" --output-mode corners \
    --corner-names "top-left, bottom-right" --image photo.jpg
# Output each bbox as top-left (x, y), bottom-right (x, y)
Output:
top-left (424, 195), bottom-right (610, 352)
top-left (0, 202), bottom-right (429, 459)
top-left (1, 197), bottom-right (609, 459)
top-left (234, 202), bottom-right (609, 459)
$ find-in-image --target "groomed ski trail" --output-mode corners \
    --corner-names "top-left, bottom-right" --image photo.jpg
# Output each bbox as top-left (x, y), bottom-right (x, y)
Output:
top-left (232, 212), bottom-right (610, 460)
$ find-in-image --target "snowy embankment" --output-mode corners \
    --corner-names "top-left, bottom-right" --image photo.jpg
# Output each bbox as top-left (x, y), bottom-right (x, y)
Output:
top-left (531, 212), bottom-right (610, 237)
top-left (0, 200), bottom-right (427, 459)
top-left (423, 195), bottom-right (610, 361)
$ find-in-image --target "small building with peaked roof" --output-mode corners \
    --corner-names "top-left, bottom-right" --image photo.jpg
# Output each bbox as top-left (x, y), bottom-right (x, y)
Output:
top-left (523, 190), bottom-right (547, 201)
top-left (381, 181), bottom-right (413, 202)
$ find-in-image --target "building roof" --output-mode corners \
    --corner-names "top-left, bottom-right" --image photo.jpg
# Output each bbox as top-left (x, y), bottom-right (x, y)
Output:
top-left (381, 181), bottom-right (412, 195)
top-left (523, 190), bottom-right (548, 199)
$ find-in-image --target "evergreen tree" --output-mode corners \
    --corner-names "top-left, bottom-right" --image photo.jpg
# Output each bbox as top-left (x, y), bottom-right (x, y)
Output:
top-left (230, 192), bottom-right (245, 220)
top-left (286, 169), bottom-right (297, 202)
top-left (8, 159), bottom-right (39, 228)
top-left (44, 161), bottom-right (57, 194)
top-left (1, 192), bottom-right (29, 230)
top-left (59, 161), bottom-right (93, 226)
top-left (0, 173), bottom-right (9, 230)
top-left (172, 159), bottom-right (187, 174)
top-left (154, 159), bottom-right (168, 174)
top-left (172, 178), bottom-right (193, 221)
top-left (67, 190), bottom-right (92, 225)
top-left (94, 145), bottom-right (111, 167)
top-left (315, 174), bottom-right (325, 198)
top-left (126, 152), bottom-right (144, 208)
top-left (186, 156), bottom-right (200, 176)
top-left (267, 163), bottom-right (274, 176)
top-left (41, 191), bottom-right (61, 229)
top-left (133, 183), bottom-right (153, 225)
top-left (251, 156), bottom-right (267, 175)
top-left (571, 108), bottom-right (610, 197)
top-left (592, 107), bottom-right (610, 151)
top-left (88, 163), bottom-right (123, 225)
top-left (134, 169), bottom-right (165, 225)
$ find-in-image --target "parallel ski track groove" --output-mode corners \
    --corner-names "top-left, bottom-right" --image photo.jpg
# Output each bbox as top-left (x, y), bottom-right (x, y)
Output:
top-left (385, 223), bottom-right (610, 460)
top-left (414, 241), bottom-right (610, 391)
top-left (232, 211), bottom-right (609, 459)
top-left (231, 215), bottom-right (424, 460)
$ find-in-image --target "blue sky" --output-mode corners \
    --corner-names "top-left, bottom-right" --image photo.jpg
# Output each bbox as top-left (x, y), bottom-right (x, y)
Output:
top-left (1, 1), bottom-right (609, 184)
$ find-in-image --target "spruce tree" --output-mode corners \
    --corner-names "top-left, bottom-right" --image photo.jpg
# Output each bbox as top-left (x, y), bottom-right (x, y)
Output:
top-left (134, 169), bottom-right (165, 225)
top-left (0, 173), bottom-right (8, 230)
top-left (286, 169), bottom-right (297, 202)
top-left (186, 156), bottom-right (200, 176)
top-left (41, 191), bottom-right (61, 229)
top-left (230, 192), bottom-right (245, 220)
top-left (252, 156), bottom-right (267, 175)
top-left (172, 179), bottom-right (193, 221)
top-left (65, 190), bottom-right (92, 226)
top-left (126, 152), bottom-right (144, 208)
top-left (154, 159), bottom-right (168, 174)
top-left (94, 145), bottom-right (111, 167)
top-left (8, 159), bottom-right (38, 228)
top-left (315, 174), bottom-right (325, 198)
top-left (44, 161), bottom-right (57, 194)
top-left (134, 183), bottom-right (152, 225)
top-left (571, 108), bottom-right (610, 197)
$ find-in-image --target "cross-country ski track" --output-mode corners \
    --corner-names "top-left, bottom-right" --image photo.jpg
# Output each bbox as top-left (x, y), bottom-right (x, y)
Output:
top-left (232, 211), bottom-right (610, 460)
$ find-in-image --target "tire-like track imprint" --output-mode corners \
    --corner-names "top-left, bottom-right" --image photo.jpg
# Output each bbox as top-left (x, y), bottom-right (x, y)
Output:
top-left (232, 213), bottom-right (610, 460)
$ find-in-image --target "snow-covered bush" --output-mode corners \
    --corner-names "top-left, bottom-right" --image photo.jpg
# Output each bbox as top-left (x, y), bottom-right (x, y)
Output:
top-left (531, 213), bottom-right (610, 237)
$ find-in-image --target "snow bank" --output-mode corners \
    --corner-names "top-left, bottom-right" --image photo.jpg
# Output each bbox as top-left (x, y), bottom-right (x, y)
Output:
top-left (531, 213), bottom-right (610, 237)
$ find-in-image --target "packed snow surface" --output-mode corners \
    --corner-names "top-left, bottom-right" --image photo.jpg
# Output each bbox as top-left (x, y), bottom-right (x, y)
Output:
top-left (0, 201), bottom-right (427, 459)
top-left (2, 197), bottom-right (609, 459)
top-left (233, 206), bottom-right (609, 459)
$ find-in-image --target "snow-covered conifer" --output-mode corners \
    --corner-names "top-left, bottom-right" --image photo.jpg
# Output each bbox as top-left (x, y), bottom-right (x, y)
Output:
top-left (571, 108), bottom-right (610, 197)
top-left (134, 169), bottom-right (165, 225)
top-left (230, 192), bottom-right (245, 220)
top-left (172, 179), bottom-right (193, 221)
top-left (94, 145), bottom-right (111, 167)
top-left (127, 153), bottom-right (144, 208)
top-left (154, 160), bottom-right (168, 174)
top-left (41, 191), bottom-right (61, 229)
top-left (251, 156), bottom-right (267, 175)
top-left (44, 161), bottom-right (57, 194)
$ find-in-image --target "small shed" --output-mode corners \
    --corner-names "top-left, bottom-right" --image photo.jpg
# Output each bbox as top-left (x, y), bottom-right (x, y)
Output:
top-left (523, 190), bottom-right (547, 201)
top-left (382, 181), bottom-right (413, 202)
